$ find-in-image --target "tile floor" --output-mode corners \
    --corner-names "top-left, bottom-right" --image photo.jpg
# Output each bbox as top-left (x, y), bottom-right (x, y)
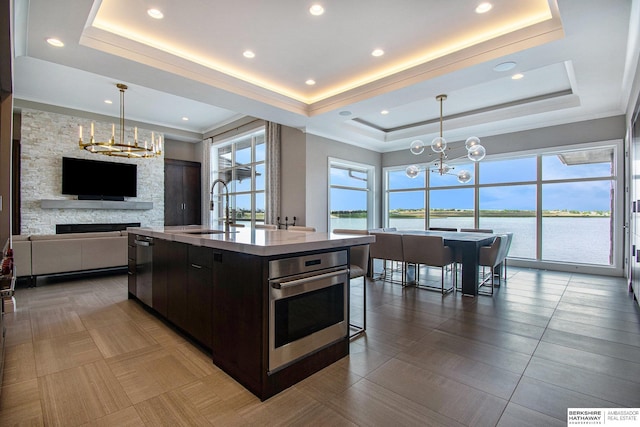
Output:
top-left (0, 267), bottom-right (639, 426)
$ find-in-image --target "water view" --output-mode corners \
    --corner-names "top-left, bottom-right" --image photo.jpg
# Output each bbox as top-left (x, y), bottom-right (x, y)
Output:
top-left (331, 216), bottom-right (612, 265)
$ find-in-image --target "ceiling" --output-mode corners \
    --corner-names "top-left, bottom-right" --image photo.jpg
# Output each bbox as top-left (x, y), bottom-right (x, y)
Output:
top-left (11, 0), bottom-right (639, 152)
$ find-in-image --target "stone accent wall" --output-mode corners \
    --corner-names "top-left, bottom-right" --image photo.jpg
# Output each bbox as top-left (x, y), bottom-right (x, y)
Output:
top-left (20, 109), bottom-right (164, 235)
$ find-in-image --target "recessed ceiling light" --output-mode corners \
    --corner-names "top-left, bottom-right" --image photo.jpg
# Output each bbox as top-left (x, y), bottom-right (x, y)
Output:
top-left (243, 50), bottom-right (255, 58)
top-left (309, 4), bottom-right (324, 16)
top-left (381, 110), bottom-right (389, 115)
top-left (512, 73), bottom-right (524, 80)
top-left (147, 8), bottom-right (164, 19)
top-left (46, 38), bottom-right (64, 47)
top-left (104, 100), bottom-right (113, 104)
top-left (493, 61), bottom-right (516, 72)
top-left (182, 117), bottom-right (189, 121)
top-left (371, 49), bottom-right (385, 57)
top-left (339, 111), bottom-right (352, 116)
top-left (305, 79), bottom-right (316, 86)
top-left (475, 2), bottom-right (493, 14)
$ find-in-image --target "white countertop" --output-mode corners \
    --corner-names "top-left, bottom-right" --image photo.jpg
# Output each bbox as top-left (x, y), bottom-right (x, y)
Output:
top-left (127, 225), bottom-right (374, 257)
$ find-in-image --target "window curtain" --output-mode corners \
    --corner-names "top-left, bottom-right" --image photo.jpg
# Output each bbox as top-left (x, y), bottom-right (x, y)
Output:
top-left (201, 138), bottom-right (212, 227)
top-left (265, 122), bottom-right (281, 225)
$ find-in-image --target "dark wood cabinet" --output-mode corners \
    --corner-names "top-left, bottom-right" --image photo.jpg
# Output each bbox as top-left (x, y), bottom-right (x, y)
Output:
top-left (152, 239), bottom-right (169, 317)
top-left (129, 234), bottom-right (350, 400)
top-left (187, 246), bottom-right (214, 349)
top-left (211, 250), bottom-right (264, 395)
top-left (127, 233), bottom-right (136, 297)
top-left (164, 159), bottom-right (201, 226)
top-left (166, 241), bottom-right (189, 331)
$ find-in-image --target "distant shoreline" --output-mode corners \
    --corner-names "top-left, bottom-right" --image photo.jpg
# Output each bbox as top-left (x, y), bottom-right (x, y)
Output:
top-left (331, 209), bottom-right (610, 218)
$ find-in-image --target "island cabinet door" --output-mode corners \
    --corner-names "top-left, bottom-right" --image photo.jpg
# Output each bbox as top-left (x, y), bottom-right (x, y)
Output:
top-left (127, 234), bottom-right (136, 297)
top-left (152, 239), bottom-right (169, 317)
top-left (166, 241), bottom-right (189, 331)
top-left (186, 246), bottom-right (213, 350)
top-left (212, 251), bottom-right (264, 396)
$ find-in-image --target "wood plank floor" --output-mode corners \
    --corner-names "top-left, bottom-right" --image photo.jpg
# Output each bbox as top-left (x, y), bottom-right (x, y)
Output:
top-left (1, 267), bottom-right (639, 426)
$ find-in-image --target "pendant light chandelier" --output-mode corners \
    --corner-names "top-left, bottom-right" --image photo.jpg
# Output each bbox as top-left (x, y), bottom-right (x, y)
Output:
top-left (78, 83), bottom-right (162, 158)
top-left (405, 94), bottom-right (486, 183)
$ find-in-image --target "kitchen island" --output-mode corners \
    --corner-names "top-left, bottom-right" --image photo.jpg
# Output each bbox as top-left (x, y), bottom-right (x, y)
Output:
top-left (127, 225), bottom-right (373, 400)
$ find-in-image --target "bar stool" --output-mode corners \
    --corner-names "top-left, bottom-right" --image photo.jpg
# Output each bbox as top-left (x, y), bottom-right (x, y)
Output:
top-left (333, 229), bottom-right (369, 337)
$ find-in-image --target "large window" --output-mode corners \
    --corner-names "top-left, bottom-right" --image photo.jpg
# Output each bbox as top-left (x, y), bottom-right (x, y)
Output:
top-left (384, 144), bottom-right (619, 268)
top-left (387, 169), bottom-right (426, 229)
top-left (478, 157), bottom-right (538, 259)
top-left (540, 148), bottom-right (615, 265)
top-left (210, 128), bottom-right (265, 227)
top-left (329, 159), bottom-right (374, 231)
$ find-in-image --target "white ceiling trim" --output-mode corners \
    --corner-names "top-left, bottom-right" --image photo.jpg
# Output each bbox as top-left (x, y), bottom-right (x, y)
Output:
top-left (79, 0), bottom-right (564, 119)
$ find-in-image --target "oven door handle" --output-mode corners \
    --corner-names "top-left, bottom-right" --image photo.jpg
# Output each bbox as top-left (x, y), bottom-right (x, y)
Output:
top-left (270, 268), bottom-right (347, 290)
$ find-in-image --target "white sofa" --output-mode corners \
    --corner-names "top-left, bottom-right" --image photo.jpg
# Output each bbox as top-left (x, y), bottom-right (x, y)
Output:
top-left (11, 231), bottom-right (128, 283)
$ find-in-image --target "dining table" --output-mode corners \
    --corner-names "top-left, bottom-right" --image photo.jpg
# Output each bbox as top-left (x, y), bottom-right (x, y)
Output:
top-left (402, 230), bottom-right (501, 296)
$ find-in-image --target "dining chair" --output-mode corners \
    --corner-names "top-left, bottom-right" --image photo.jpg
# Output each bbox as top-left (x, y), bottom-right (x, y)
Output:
top-left (332, 229), bottom-right (369, 337)
top-left (288, 225), bottom-right (316, 232)
top-left (401, 234), bottom-right (455, 294)
top-left (477, 235), bottom-right (507, 295)
top-left (429, 227), bottom-right (458, 232)
top-left (368, 232), bottom-right (405, 285)
top-left (501, 233), bottom-right (513, 281)
top-left (369, 227), bottom-right (398, 273)
top-left (255, 224), bottom-right (277, 230)
top-left (460, 228), bottom-right (493, 233)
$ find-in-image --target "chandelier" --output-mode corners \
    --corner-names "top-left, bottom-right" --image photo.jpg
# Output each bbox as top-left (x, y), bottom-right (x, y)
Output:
top-left (405, 94), bottom-right (486, 183)
top-left (78, 83), bottom-right (162, 158)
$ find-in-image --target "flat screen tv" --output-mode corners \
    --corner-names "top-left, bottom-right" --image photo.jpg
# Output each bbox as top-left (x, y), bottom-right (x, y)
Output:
top-left (62, 157), bottom-right (137, 200)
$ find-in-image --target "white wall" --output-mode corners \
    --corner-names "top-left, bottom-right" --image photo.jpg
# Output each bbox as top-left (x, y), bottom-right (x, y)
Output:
top-left (306, 134), bottom-right (382, 232)
top-left (382, 116), bottom-right (627, 168)
top-left (19, 109), bottom-right (164, 235)
top-left (279, 127), bottom-right (382, 232)
top-left (279, 119), bottom-right (623, 232)
top-left (170, 115), bottom-right (626, 235)
top-left (164, 138), bottom-right (199, 162)
top-left (280, 126), bottom-right (307, 226)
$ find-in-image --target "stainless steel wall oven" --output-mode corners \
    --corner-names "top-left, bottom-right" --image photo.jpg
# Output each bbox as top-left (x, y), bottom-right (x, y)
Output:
top-left (268, 250), bottom-right (349, 373)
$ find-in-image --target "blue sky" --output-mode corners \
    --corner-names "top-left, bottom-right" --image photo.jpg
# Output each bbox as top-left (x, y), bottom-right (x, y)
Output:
top-left (331, 154), bottom-right (614, 212)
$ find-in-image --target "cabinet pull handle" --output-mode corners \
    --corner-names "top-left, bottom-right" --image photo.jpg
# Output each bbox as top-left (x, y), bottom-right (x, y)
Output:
top-left (191, 263), bottom-right (202, 269)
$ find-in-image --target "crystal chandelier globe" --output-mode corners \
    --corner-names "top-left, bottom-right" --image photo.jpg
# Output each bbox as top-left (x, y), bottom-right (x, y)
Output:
top-left (405, 94), bottom-right (486, 184)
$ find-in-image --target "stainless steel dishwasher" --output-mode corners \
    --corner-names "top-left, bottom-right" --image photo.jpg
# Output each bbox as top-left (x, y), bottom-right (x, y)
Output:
top-left (134, 235), bottom-right (153, 307)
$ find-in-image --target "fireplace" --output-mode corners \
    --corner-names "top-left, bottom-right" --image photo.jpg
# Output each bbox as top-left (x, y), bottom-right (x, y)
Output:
top-left (56, 223), bottom-right (140, 234)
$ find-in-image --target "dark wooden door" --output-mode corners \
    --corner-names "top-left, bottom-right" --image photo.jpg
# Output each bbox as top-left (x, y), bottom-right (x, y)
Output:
top-left (164, 162), bottom-right (184, 226)
top-left (182, 163), bottom-right (201, 225)
top-left (164, 160), bottom-right (201, 226)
